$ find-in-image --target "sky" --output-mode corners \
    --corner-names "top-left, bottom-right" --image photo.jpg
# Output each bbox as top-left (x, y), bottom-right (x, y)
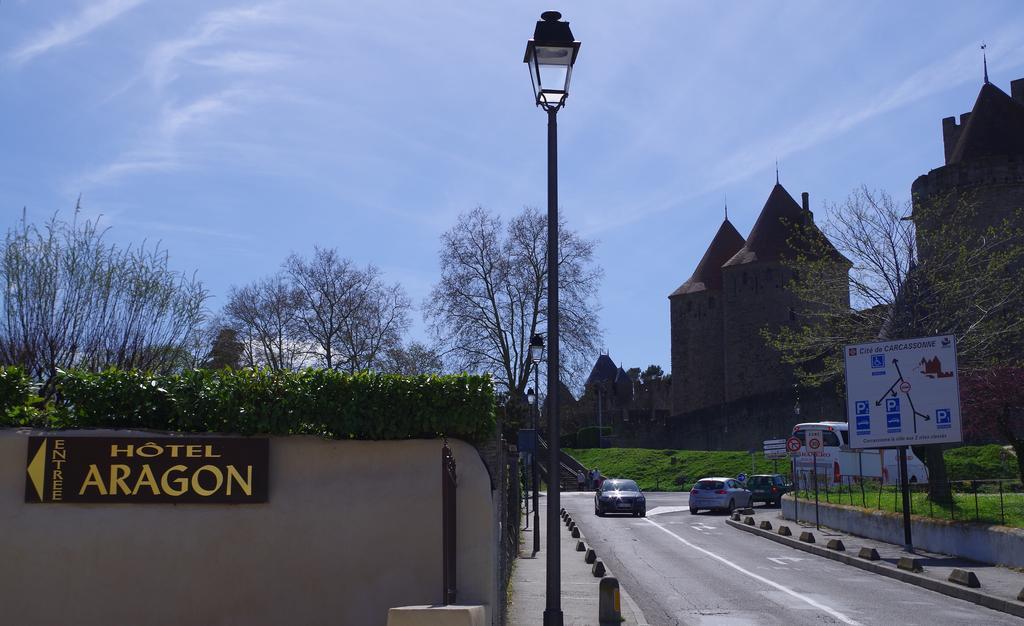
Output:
top-left (3, 1), bottom-right (1024, 376)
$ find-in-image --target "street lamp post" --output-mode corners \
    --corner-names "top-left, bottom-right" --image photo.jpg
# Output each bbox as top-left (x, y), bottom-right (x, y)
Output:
top-left (529, 334), bottom-right (545, 555)
top-left (524, 12), bottom-right (579, 626)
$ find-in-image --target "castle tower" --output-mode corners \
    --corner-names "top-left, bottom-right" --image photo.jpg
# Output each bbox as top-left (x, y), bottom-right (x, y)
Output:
top-left (720, 183), bottom-right (848, 402)
top-left (669, 218), bottom-right (744, 415)
top-left (912, 77), bottom-right (1024, 259)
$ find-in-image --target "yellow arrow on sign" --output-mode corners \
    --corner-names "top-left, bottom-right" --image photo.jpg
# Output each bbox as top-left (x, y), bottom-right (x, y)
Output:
top-left (27, 439), bottom-right (46, 501)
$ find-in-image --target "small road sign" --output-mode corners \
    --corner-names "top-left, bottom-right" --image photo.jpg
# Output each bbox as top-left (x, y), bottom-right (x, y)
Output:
top-left (785, 436), bottom-right (801, 454)
top-left (763, 438), bottom-right (788, 459)
top-left (899, 381), bottom-right (911, 393)
top-left (737, 473), bottom-right (747, 483)
top-left (806, 429), bottom-right (824, 456)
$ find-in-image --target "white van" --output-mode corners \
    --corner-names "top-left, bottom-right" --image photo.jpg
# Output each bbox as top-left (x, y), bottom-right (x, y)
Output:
top-left (791, 421), bottom-right (928, 485)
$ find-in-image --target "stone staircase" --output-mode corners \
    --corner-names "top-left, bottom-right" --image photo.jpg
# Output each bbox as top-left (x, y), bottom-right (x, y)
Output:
top-left (536, 436), bottom-right (589, 491)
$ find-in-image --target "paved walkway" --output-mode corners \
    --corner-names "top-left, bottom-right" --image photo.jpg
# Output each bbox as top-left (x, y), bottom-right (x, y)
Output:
top-left (508, 493), bottom-right (646, 625)
top-left (732, 504), bottom-right (1024, 617)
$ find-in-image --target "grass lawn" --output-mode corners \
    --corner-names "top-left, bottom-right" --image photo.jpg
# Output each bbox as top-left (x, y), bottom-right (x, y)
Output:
top-left (565, 444), bottom-right (1020, 498)
top-left (564, 448), bottom-right (786, 492)
top-left (794, 483), bottom-right (1024, 528)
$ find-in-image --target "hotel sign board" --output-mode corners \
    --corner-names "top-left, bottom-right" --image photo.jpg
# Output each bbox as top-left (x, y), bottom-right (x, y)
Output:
top-left (25, 436), bottom-right (269, 504)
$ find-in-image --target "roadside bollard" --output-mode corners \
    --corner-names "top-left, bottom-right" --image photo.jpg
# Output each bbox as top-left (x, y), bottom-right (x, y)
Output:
top-left (948, 569), bottom-right (980, 588)
top-left (591, 559), bottom-right (606, 577)
top-left (585, 548), bottom-right (597, 564)
top-left (571, 527), bottom-right (581, 539)
top-left (898, 556), bottom-right (923, 573)
top-left (575, 540), bottom-right (586, 552)
top-left (598, 577), bottom-right (621, 626)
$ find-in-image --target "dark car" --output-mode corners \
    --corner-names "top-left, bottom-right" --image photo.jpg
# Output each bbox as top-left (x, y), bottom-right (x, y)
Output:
top-left (747, 474), bottom-right (791, 507)
top-left (594, 479), bottom-right (646, 517)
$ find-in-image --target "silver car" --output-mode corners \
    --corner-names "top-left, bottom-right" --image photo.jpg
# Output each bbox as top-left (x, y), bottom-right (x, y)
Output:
top-left (688, 477), bottom-right (752, 514)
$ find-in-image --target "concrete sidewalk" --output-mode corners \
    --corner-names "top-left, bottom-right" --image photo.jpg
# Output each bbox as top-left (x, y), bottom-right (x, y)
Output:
top-left (507, 494), bottom-right (645, 625)
top-left (729, 504), bottom-right (1024, 618)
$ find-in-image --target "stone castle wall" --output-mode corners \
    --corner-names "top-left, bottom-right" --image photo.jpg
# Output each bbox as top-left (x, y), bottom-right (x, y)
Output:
top-left (617, 386), bottom-right (845, 451)
top-left (722, 260), bottom-right (799, 403)
top-left (912, 157), bottom-right (1024, 259)
top-left (670, 290), bottom-right (725, 415)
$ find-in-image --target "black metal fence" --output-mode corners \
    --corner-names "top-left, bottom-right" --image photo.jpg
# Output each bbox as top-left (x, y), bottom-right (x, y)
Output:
top-left (794, 470), bottom-right (1024, 527)
top-left (496, 437), bottom-right (521, 623)
top-left (442, 439), bottom-right (457, 605)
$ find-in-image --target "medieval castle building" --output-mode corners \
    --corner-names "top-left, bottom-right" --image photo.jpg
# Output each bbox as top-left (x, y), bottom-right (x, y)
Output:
top-left (665, 73), bottom-right (1024, 449)
top-left (668, 183), bottom-right (849, 418)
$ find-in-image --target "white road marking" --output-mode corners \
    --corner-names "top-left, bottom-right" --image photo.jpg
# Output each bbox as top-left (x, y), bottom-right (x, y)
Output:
top-left (642, 518), bottom-right (861, 625)
top-left (767, 557), bottom-right (805, 566)
top-left (690, 523), bottom-right (716, 532)
top-left (645, 505), bottom-right (690, 516)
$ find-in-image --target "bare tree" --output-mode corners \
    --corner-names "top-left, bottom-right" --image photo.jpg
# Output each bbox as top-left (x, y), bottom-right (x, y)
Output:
top-left (336, 269), bottom-right (411, 373)
top-left (766, 186), bottom-right (1024, 500)
top-left (0, 208), bottom-right (206, 389)
top-left (224, 274), bottom-right (305, 371)
top-left (225, 249), bottom-right (411, 373)
top-left (768, 187), bottom-right (1024, 384)
top-left (385, 341), bottom-right (443, 375)
top-left (284, 247), bottom-right (366, 370)
top-left (424, 206), bottom-right (602, 400)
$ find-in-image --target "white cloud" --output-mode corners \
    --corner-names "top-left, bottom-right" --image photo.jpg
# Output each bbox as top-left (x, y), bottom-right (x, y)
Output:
top-left (8, 0), bottom-right (146, 65)
top-left (159, 91), bottom-right (238, 137)
top-left (583, 28), bottom-right (1024, 236)
top-left (145, 4), bottom-right (280, 90)
top-left (76, 153), bottom-right (181, 187)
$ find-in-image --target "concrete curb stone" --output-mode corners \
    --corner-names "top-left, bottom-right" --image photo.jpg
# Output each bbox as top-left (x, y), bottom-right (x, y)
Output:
top-left (726, 517), bottom-right (1024, 619)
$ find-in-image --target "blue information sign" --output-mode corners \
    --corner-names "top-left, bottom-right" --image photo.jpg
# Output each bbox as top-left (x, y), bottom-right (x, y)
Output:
top-left (885, 397), bottom-right (901, 433)
top-left (517, 429), bottom-right (537, 454)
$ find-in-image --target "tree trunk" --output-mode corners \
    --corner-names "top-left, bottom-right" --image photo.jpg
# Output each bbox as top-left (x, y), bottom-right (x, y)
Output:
top-left (914, 444), bottom-right (952, 505)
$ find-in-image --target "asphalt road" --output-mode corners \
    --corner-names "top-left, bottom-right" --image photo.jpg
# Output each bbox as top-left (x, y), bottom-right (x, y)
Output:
top-left (562, 491), bottom-right (1020, 626)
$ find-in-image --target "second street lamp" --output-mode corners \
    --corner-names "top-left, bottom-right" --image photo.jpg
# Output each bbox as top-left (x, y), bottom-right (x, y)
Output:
top-left (529, 333), bottom-right (544, 555)
top-left (524, 11), bottom-right (579, 626)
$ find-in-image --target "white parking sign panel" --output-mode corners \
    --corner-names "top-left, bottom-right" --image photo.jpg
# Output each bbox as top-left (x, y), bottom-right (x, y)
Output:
top-left (844, 335), bottom-right (962, 448)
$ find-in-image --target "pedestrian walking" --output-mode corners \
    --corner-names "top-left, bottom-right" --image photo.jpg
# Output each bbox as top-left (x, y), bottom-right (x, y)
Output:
top-left (576, 469), bottom-right (585, 491)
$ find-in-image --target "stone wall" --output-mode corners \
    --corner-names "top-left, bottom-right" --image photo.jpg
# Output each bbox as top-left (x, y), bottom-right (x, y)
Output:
top-left (670, 289), bottom-right (726, 414)
top-left (782, 495), bottom-right (1024, 568)
top-left (912, 156), bottom-right (1024, 260)
top-left (0, 429), bottom-right (496, 626)
top-left (620, 386), bottom-right (844, 451)
top-left (722, 260), bottom-right (800, 403)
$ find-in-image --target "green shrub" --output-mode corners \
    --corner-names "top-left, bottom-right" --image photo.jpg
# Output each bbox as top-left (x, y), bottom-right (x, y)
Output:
top-left (575, 426), bottom-right (612, 449)
top-left (945, 445), bottom-right (1016, 480)
top-left (1, 366), bottom-right (43, 423)
top-left (1, 367), bottom-right (496, 442)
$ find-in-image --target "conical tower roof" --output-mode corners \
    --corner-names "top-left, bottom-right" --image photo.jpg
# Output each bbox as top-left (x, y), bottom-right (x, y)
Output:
top-left (585, 354), bottom-right (618, 386)
top-left (669, 218), bottom-right (744, 296)
top-left (723, 183), bottom-right (845, 267)
top-left (614, 366), bottom-right (630, 383)
top-left (948, 82), bottom-right (1024, 164)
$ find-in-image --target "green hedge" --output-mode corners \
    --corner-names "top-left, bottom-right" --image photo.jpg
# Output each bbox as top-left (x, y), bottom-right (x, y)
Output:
top-left (0, 367), bottom-right (496, 442)
top-left (1, 366), bottom-right (38, 421)
top-left (561, 426), bottom-right (612, 449)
